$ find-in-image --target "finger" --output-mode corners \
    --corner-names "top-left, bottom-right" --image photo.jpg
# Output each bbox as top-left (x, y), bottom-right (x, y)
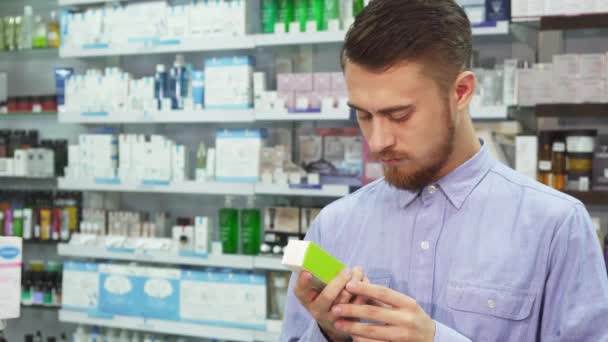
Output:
top-left (332, 304), bottom-right (405, 326)
top-left (336, 266), bottom-right (364, 304)
top-left (346, 281), bottom-right (415, 309)
top-left (334, 321), bottom-right (407, 341)
top-left (352, 276), bottom-right (370, 305)
top-left (311, 268), bottom-right (352, 313)
top-left (353, 337), bottom-right (386, 342)
top-left (294, 271), bottom-right (319, 304)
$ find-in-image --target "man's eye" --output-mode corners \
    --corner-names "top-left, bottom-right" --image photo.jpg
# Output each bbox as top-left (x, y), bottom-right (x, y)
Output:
top-left (357, 111), bottom-right (372, 121)
top-left (390, 111), bottom-right (412, 122)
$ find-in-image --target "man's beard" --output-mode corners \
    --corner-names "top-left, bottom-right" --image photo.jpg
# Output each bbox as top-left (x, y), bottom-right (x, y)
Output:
top-left (376, 114), bottom-right (455, 191)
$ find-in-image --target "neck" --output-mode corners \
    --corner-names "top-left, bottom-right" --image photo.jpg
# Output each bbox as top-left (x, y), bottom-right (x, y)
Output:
top-left (434, 111), bottom-right (481, 180)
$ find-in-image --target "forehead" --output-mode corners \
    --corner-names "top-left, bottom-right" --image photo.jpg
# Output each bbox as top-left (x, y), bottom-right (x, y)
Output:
top-left (344, 61), bottom-right (438, 107)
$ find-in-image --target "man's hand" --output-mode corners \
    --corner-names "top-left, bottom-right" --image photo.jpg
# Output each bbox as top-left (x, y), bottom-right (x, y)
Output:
top-left (331, 280), bottom-right (436, 342)
top-left (294, 267), bottom-right (366, 342)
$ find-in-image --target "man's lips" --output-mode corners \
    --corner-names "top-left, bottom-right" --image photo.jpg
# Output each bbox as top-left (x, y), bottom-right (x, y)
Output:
top-left (380, 158), bottom-right (406, 165)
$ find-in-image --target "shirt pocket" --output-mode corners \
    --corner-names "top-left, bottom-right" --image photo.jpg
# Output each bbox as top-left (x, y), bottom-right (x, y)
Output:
top-left (445, 282), bottom-right (535, 341)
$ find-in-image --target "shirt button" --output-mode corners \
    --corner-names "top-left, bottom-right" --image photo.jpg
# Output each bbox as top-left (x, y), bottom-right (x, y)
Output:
top-left (487, 299), bottom-right (496, 309)
top-left (428, 185), bottom-right (437, 194)
top-left (420, 241), bottom-right (430, 250)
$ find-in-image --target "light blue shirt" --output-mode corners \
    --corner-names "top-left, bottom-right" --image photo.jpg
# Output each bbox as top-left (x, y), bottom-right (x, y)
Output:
top-left (281, 143), bottom-right (608, 341)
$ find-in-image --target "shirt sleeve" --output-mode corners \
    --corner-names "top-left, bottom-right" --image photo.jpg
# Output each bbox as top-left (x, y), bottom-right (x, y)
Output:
top-left (433, 321), bottom-right (472, 342)
top-left (280, 212), bottom-right (330, 342)
top-left (540, 204), bottom-right (608, 341)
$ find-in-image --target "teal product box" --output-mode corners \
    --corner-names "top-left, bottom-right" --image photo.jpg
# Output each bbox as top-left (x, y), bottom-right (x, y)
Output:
top-left (139, 267), bottom-right (181, 321)
top-left (98, 264), bottom-right (143, 317)
top-left (192, 71), bottom-right (205, 110)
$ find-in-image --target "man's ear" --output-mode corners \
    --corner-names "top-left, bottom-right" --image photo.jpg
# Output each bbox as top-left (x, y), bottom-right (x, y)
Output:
top-left (453, 71), bottom-right (476, 112)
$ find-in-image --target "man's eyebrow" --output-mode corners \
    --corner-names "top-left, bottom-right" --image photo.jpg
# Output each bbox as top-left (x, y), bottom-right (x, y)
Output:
top-left (348, 103), bottom-right (414, 115)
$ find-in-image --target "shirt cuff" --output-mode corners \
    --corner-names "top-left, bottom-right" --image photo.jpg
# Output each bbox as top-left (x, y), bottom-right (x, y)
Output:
top-left (434, 321), bottom-right (471, 342)
top-left (301, 320), bottom-right (330, 342)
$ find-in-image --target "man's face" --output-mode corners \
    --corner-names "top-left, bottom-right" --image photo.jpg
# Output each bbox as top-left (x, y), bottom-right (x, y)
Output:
top-left (345, 61), bottom-right (456, 191)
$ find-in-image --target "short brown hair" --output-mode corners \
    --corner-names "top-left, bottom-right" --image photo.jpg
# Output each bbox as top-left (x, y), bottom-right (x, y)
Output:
top-left (342, 0), bottom-right (472, 92)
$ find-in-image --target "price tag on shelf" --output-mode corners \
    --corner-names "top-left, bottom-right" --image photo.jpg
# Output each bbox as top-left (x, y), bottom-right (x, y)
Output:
top-left (32, 104), bottom-right (42, 113)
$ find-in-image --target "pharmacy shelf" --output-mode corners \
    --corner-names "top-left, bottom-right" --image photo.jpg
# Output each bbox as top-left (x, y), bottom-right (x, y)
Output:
top-left (253, 256), bottom-right (285, 271)
top-left (254, 30), bottom-right (347, 46)
top-left (57, 178), bottom-right (256, 196)
top-left (471, 21), bottom-right (510, 36)
top-left (254, 183), bottom-right (351, 198)
top-left (59, 0), bottom-right (112, 5)
top-left (0, 112), bottom-right (57, 118)
top-left (60, 310), bottom-right (272, 342)
top-left (470, 105), bottom-right (509, 120)
top-left (59, 21), bottom-right (510, 58)
top-left (540, 13), bottom-right (608, 31)
top-left (566, 191), bottom-right (608, 206)
top-left (59, 109), bottom-right (255, 124)
top-left (59, 36), bottom-right (256, 58)
top-left (58, 178), bottom-right (351, 198)
top-left (59, 109), bottom-right (350, 123)
top-left (535, 103), bottom-right (608, 118)
top-left (254, 109), bottom-right (352, 121)
top-left (58, 244), bottom-right (286, 271)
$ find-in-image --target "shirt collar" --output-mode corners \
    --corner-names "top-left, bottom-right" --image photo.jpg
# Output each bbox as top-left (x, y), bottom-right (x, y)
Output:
top-left (437, 141), bottom-right (494, 209)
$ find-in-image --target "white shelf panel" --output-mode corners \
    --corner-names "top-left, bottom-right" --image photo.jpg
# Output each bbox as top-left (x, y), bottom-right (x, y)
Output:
top-left (59, 110), bottom-right (255, 124)
top-left (58, 244), bottom-right (287, 271)
top-left (57, 244), bottom-right (255, 269)
top-left (253, 256), bottom-right (285, 271)
top-left (59, 36), bottom-right (256, 58)
top-left (470, 105), bottom-right (509, 120)
top-left (254, 109), bottom-right (351, 121)
top-left (255, 331), bottom-right (282, 342)
top-left (254, 183), bottom-right (350, 198)
top-left (471, 21), bottom-right (510, 36)
top-left (254, 30), bottom-right (347, 46)
top-left (59, 310), bottom-right (258, 342)
top-left (57, 178), bottom-right (256, 196)
top-left (59, 0), bottom-right (112, 5)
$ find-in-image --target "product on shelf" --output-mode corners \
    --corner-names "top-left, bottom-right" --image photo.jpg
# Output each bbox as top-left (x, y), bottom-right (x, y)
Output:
top-left (513, 0), bottom-right (608, 18)
top-left (215, 129), bottom-right (264, 183)
top-left (63, 261), bottom-right (267, 329)
top-left (0, 236), bottom-right (21, 320)
top-left (71, 326), bottom-right (189, 342)
top-left (21, 261), bottom-right (62, 307)
top-left (268, 271), bottom-right (289, 320)
top-left (261, 206), bottom-right (302, 255)
top-left (0, 190), bottom-right (81, 241)
top-left (566, 130), bottom-right (597, 192)
top-left (61, 1), bottom-right (250, 50)
top-left (593, 136), bottom-right (608, 191)
top-left (255, 71), bottom-right (349, 113)
top-left (0, 130), bottom-right (67, 177)
top-left (282, 240), bottom-right (345, 288)
top-left (261, 0), bottom-right (365, 33)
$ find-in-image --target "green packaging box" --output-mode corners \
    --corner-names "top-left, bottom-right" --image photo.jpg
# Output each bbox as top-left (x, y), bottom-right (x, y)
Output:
top-left (282, 240), bottom-right (345, 288)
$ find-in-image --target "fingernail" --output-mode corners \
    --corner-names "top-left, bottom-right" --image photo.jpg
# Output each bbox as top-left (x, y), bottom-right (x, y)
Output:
top-left (332, 306), bottom-right (342, 315)
top-left (342, 268), bottom-right (352, 278)
top-left (347, 281), bottom-right (358, 290)
top-left (334, 321), bottom-right (344, 330)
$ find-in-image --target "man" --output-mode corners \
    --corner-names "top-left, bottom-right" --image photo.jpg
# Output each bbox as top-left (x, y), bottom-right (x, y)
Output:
top-left (281, 0), bottom-right (608, 341)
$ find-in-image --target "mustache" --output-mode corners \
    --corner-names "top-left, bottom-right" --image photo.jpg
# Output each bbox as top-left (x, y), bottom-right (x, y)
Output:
top-left (370, 151), bottom-right (409, 160)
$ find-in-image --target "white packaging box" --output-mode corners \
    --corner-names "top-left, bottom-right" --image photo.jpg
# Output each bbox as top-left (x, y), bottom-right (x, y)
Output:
top-left (516, 136), bottom-right (538, 180)
top-left (165, 4), bottom-right (190, 40)
top-left (0, 158), bottom-right (13, 176)
top-left (215, 129), bottom-right (263, 182)
top-left (544, 0), bottom-right (563, 15)
top-left (38, 149), bottom-right (55, 178)
top-left (194, 216), bottom-right (211, 254)
top-left (515, 69), bottom-right (537, 106)
top-left (204, 57), bottom-right (253, 109)
top-left (172, 145), bottom-right (188, 182)
top-left (596, 0), bottom-right (608, 12)
top-left (0, 237), bottom-right (22, 320)
top-left (552, 76), bottom-right (580, 103)
top-left (534, 64), bottom-right (554, 104)
top-left (62, 261), bottom-right (99, 312)
top-left (579, 54), bottom-right (607, 80)
top-left (172, 226), bottom-right (194, 251)
top-left (553, 54), bottom-right (581, 79)
top-left (179, 270), bottom-right (267, 328)
top-left (13, 150), bottom-right (28, 177)
top-left (503, 60), bottom-right (519, 106)
top-left (253, 72), bottom-right (267, 96)
top-left (576, 79), bottom-right (607, 103)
